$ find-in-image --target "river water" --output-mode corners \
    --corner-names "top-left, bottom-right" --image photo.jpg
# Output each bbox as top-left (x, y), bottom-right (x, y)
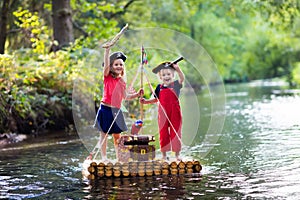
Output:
top-left (1, 80), bottom-right (300, 199)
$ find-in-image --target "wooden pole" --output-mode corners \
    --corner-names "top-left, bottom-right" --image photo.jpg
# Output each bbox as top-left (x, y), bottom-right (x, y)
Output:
top-left (140, 46), bottom-right (144, 120)
top-left (140, 46), bottom-right (145, 134)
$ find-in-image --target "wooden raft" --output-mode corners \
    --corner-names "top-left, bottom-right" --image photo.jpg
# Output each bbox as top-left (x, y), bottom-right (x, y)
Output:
top-left (83, 160), bottom-right (202, 180)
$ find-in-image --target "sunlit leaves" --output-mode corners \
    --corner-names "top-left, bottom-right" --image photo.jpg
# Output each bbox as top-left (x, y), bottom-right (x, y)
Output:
top-left (13, 8), bottom-right (50, 54)
top-left (0, 45), bottom-right (80, 124)
top-left (292, 62), bottom-right (300, 85)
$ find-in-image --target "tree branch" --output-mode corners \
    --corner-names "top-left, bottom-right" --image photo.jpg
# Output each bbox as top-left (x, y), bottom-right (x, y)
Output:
top-left (106, 0), bottom-right (137, 19)
top-left (72, 20), bottom-right (89, 38)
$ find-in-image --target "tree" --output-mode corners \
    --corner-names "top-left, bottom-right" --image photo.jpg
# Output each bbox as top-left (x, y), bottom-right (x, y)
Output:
top-left (51, 0), bottom-right (74, 51)
top-left (0, 0), bottom-right (10, 54)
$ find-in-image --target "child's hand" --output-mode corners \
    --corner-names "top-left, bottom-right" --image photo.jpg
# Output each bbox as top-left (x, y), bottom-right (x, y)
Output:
top-left (102, 41), bottom-right (113, 48)
top-left (138, 88), bottom-right (144, 97)
top-left (127, 87), bottom-right (136, 94)
top-left (173, 63), bottom-right (179, 70)
top-left (139, 97), bottom-right (146, 104)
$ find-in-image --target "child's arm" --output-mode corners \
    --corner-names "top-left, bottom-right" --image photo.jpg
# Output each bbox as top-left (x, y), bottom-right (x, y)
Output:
top-left (140, 97), bottom-right (158, 104)
top-left (103, 47), bottom-right (111, 77)
top-left (102, 24), bottom-right (128, 77)
top-left (173, 63), bottom-right (185, 85)
top-left (125, 88), bottom-right (144, 100)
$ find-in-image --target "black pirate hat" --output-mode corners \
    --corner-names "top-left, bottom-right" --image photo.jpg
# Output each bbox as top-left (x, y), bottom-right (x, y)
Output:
top-left (110, 51), bottom-right (127, 63)
top-left (102, 51), bottom-right (127, 67)
top-left (152, 62), bottom-right (175, 74)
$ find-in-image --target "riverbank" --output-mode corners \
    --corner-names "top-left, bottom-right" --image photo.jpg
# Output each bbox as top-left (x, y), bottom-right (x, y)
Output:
top-left (0, 132), bottom-right (28, 148)
top-left (0, 130), bottom-right (79, 151)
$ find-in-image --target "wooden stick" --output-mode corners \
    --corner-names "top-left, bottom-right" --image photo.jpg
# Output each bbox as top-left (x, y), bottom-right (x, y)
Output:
top-left (102, 23), bottom-right (128, 48)
top-left (140, 46), bottom-right (145, 134)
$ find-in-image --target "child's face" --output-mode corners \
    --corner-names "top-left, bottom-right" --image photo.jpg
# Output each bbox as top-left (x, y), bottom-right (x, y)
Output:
top-left (111, 59), bottom-right (125, 76)
top-left (159, 68), bottom-right (174, 86)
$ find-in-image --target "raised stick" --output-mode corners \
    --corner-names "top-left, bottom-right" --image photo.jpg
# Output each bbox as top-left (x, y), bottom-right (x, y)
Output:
top-left (102, 23), bottom-right (129, 48)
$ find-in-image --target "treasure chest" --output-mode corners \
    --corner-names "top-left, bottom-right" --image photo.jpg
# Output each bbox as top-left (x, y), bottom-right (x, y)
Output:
top-left (131, 145), bottom-right (155, 161)
top-left (118, 144), bottom-right (155, 162)
top-left (118, 134), bottom-right (156, 162)
top-left (118, 135), bottom-right (155, 145)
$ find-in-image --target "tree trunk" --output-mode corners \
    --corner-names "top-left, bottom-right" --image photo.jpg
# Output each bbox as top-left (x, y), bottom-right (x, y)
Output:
top-left (51, 0), bottom-right (74, 51)
top-left (0, 0), bottom-right (10, 54)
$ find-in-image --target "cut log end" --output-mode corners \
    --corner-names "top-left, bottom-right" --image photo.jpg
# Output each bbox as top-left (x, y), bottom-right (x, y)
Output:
top-left (83, 159), bottom-right (202, 179)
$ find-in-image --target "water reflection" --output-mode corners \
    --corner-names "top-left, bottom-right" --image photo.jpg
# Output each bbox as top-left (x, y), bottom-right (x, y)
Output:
top-left (85, 175), bottom-right (190, 199)
top-left (82, 173), bottom-right (245, 199)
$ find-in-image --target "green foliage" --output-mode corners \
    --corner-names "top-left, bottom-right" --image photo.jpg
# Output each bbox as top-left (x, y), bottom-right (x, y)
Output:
top-left (185, 0), bottom-right (300, 83)
top-left (123, 0), bottom-right (194, 33)
top-left (2, 0), bottom-right (300, 134)
top-left (252, 0), bottom-right (300, 30)
top-left (13, 8), bottom-right (51, 54)
top-left (71, 0), bottom-right (121, 48)
top-left (0, 48), bottom-right (80, 133)
top-left (292, 62), bottom-right (300, 86)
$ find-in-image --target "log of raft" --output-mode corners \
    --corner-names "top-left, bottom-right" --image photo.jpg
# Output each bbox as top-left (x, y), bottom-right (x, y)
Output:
top-left (83, 159), bottom-right (202, 180)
